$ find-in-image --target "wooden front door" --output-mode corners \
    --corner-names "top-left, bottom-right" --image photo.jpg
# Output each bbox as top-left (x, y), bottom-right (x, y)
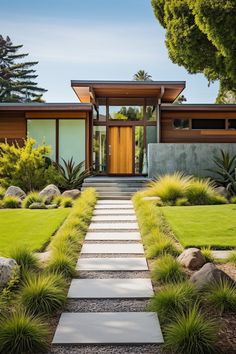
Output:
top-left (108, 126), bottom-right (133, 174)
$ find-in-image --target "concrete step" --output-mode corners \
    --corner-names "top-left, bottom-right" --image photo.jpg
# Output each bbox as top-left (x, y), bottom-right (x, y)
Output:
top-left (83, 182), bottom-right (147, 187)
top-left (82, 187), bottom-right (140, 192)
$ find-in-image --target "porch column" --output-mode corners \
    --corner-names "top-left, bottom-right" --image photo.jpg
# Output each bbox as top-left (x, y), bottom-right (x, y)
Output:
top-left (156, 98), bottom-right (161, 143)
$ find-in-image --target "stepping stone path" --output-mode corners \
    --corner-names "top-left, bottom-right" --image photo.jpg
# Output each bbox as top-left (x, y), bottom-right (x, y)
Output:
top-left (52, 199), bottom-right (163, 353)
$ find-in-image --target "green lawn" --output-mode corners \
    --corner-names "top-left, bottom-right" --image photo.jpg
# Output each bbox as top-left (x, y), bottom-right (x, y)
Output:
top-left (0, 209), bottom-right (70, 256)
top-left (161, 204), bottom-right (236, 249)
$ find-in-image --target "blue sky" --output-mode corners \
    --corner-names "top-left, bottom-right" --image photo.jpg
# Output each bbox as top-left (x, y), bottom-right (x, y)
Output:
top-left (2, 0), bottom-right (219, 103)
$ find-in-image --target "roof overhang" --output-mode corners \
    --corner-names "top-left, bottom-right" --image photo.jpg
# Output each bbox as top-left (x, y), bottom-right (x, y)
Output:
top-left (71, 80), bottom-right (186, 104)
top-left (161, 104), bottom-right (236, 111)
top-left (0, 103), bottom-right (93, 111)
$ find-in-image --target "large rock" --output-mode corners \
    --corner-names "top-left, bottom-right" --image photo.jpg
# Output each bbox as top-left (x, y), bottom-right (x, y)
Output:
top-left (39, 184), bottom-right (60, 203)
top-left (215, 186), bottom-right (230, 199)
top-left (0, 257), bottom-right (18, 288)
top-left (29, 202), bottom-right (46, 209)
top-left (5, 186), bottom-right (26, 200)
top-left (177, 248), bottom-right (206, 270)
top-left (62, 189), bottom-right (80, 199)
top-left (190, 262), bottom-right (235, 290)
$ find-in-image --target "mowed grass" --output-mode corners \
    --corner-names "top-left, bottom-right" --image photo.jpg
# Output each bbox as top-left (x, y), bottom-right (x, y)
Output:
top-left (161, 204), bottom-right (236, 249)
top-left (0, 209), bottom-right (70, 256)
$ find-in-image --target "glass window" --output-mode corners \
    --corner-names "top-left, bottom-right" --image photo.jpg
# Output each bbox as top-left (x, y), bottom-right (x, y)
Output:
top-left (192, 119), bottom-right (225, 129)
top-left (109, 106), bottom-right (143, 121)
top-left (135, 126), bottom-right (145, 174)
top-left (27, 119), bottom-right (56, 160)
top-left (173, 119), bottom-right (190, 129)
top-left (228, 119), bottom-right (236, 130)
top-left (59, 120), bottom-right (85, 164)
top-left (146, 105), bottom-right (157, 121)
top-left (93, 126), bottom-right (107, 173)
top-left (98, 106), bottom-right (106, 122)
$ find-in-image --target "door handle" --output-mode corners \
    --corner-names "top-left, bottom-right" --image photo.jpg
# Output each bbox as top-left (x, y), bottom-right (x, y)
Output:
top-left (109, 145), bottom-right (112, 156)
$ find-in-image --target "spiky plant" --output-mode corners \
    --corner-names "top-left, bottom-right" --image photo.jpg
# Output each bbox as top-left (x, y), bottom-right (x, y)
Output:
top-left (152, 254), bottom-right (186, 284)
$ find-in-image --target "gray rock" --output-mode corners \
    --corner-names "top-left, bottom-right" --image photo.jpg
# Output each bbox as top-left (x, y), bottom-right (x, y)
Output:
top-left (142, 196), bottom-right (161, 201)
top-left (5, 186), bottom-right (26, 200)
top-left (62, 189), bottom-right (81, 199)
top-left (190, 262), bottom-right (235, 290)
top-left (39, 184), bottom-right (61, 202)
top-left (29, 202), bottom-right (46, 209)
top-left (35, 250), bottom-right (51, 264)
top-left (46, 203), bottom-right (58, 209)
top-left (177, 248), bottom-right (205, 270)
top-left (215, 186), bottom-right (230, 199)
top-left (0, 257), bottom-right (18, 288)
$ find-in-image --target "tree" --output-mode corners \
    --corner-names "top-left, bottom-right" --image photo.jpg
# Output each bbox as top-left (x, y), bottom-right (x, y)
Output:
top-left (133, 70), bottom-right (152, 81)
top-left (174, 94), bottom-right (187, 104)
top-left (0, 35), bottom-right (47, 102)
top-left (151, 0), bottom-right (236, 103)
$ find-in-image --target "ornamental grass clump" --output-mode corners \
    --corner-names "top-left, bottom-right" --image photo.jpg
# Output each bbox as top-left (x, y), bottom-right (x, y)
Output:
top-left (0, 310), bottom-right (48, 354)
top-left (186, 178), bottom-right (226, 205)
top-left (201, 247), bottom-right (215, 263)
top-left (0, 186), bottom-right (5, 199)
top-left (2, 196), bottom-right (21, 208)
top-left (146, 172), bottom-right (191, 203)
top-left (22, 191), bottom-right (45, 209)
top-left (9, 246), bottom-right (39, 274)
top-left (203, 280), bottom-right (236, 314)
top-left (146, 238), bottom-right (179, 259)
top-left (152, 254), bottom-right (186, 284)
top-left (46, 251), bottom-right (75, 278)
top-left (21, 273), bottom-right (67, 315)
top-left (53, 196), bottom-right (73, 208)
top-left (227, 251), bottom-right (236, 264)
top-left (148, 282), bottom-right (197, 321)
top-left (164, 305), bottom-right (218, 354)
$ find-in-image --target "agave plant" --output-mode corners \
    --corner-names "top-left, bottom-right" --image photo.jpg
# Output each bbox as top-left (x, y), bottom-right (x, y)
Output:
top-left (54, 158), bottom-right (91, 190)
top-left (207, 149), bottom-right (236, 188)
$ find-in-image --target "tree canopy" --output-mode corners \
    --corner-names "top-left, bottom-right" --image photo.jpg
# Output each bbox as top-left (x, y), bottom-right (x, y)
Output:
top-left (133, 70), bottom-right (152, 81)
top-left (151, 0), bottom-right (236, 102)
top-left (0, 35), bottom-right (47, 102)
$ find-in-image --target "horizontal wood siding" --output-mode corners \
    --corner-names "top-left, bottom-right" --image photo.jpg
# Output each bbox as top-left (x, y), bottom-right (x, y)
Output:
top-left (0, 112), bottom-right (26, 145)
top-left (25, 111), bottom-right (87, 118)
top-left (161, 110), bottom-right (236, 143)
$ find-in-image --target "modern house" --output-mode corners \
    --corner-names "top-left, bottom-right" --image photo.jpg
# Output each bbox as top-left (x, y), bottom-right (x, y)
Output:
top-left (1, 80), bottom-right (236, 180)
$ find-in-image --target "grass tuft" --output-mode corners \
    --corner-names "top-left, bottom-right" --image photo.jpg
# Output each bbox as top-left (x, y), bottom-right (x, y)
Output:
top-left (0, 186), bottom-right (5, 200)
top-left (22, 192), bottom-right (45, 209)
top-left (2, 196), bottom-right (21, 208)
top-left (164, 305), bottom-right (218, 354)
top-left (46, 251), bottom-right (75, 278)
top-left (21, 272), bottom-right (67, 315)
top-left (9, 246), bottom-right (39, 273)
top-left (227, 251), bottom-right (236, 264)
top-left (148, 282), bottom-right (197, 321)
top-left (0, 310), bottom-right (48, 354)
top-left (201, 247), bottom-right (215, 263)
top-left (203, 280), bottom-right (236, 314)
top-left (146, 238), bottom-right (179, 259)
top-left (151, 254), bottom-right (186, 284)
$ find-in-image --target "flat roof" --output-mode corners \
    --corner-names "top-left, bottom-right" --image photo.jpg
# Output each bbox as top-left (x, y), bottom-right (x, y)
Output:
top-left (161, 104), bottom-right (236, 111)
top-left (0, 103), bottom-right (93, 111)
top-left (71, 80), bottom-right (186, 104)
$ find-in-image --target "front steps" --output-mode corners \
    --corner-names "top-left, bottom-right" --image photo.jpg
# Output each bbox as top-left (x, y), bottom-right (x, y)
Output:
top-left (82, 176), bottom-right (149, 199)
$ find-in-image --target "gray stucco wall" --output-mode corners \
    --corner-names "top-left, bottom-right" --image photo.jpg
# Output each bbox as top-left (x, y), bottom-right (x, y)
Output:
top-left (148, 143), bottom-right (236, 178)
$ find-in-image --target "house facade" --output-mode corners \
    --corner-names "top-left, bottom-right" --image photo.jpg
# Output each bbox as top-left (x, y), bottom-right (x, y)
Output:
top-left (1, 80), bottom-right (236, 177)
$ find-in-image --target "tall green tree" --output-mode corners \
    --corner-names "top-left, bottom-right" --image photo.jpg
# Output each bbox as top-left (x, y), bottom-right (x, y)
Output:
top-left (133, 70), bottom-right (152, 81)
top-left (151, 0), bottom-right (236, 103)
top-left (0, 35), bottom-right (47, 102)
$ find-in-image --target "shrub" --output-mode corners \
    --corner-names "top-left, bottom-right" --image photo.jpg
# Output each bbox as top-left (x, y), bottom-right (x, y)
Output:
top-left (227, 251), bottom-right (236, 264)
top-left (146, 173), bottom-right (190, 202)
top-left (0, 186), bottom-right (5, 199)
top-left (210, 194), bottom-right (227, 205)
top-left (21, 273), bottom-right (66, 315)
top-left (164, 305), bottom-right (218, 354)
top-left (46, 251), bottom-right (75, 278)
top-left (0, 310), bottom-right (48, 354)
top-left (54, 196), bottom-right (74, 208)
top-left (146, 238), bottom-right (179, 259)
top-left (203, 280), bottom-right (236, 314)
top-left (148, 282), bottom-right (197, 321)
top-left (230, 196), bottom-right (236, 204)
top-left (175, 197), bottom-right (189, 206)
top-left (2, 196), bottom-right (21, 208)
top-left (9, 247), bottom-right (39, 274)
top-left (152, 254), bottom-right (186, 284)
top-left (22, 192), bottom-right (45, 209)
top-left (0, 137), bottom-right (60, 192)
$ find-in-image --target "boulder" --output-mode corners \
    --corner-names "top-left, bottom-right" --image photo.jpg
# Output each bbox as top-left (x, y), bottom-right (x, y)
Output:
top-left (215, 186), bottom-right (230, 199)
top-left (0, 257), bottom-right (18, 288)
top-left (5, 186), bottom-right (26, 200)
top-left (177, 247), bottom-right (206, 270)
top-left (46, 204), bottom-right (58, 209)
top-left (29, 202), bottom-right (46, 209)
top-left (190, 262), bottom-right (235, 290)
top-left (35, 251), bottom-right (51, 264)
top-left (39, 184), bottom-right (60, 203)
top-left (142, 196), bottom-right (161, 201)
top-left (62, 189), bottom-right (80, 199)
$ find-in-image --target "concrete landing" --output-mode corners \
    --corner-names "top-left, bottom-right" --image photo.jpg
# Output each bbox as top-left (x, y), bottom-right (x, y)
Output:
top-left (85, 231), bottom-right (141, 241)
top-left (81, 243), bottom-right (144, 254)
top-left (76, 257), bottom-right (148, 271)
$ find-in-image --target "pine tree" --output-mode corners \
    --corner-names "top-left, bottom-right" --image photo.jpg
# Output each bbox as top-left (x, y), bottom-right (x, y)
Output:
top-left (0, 35), bottom-right (47, 102)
